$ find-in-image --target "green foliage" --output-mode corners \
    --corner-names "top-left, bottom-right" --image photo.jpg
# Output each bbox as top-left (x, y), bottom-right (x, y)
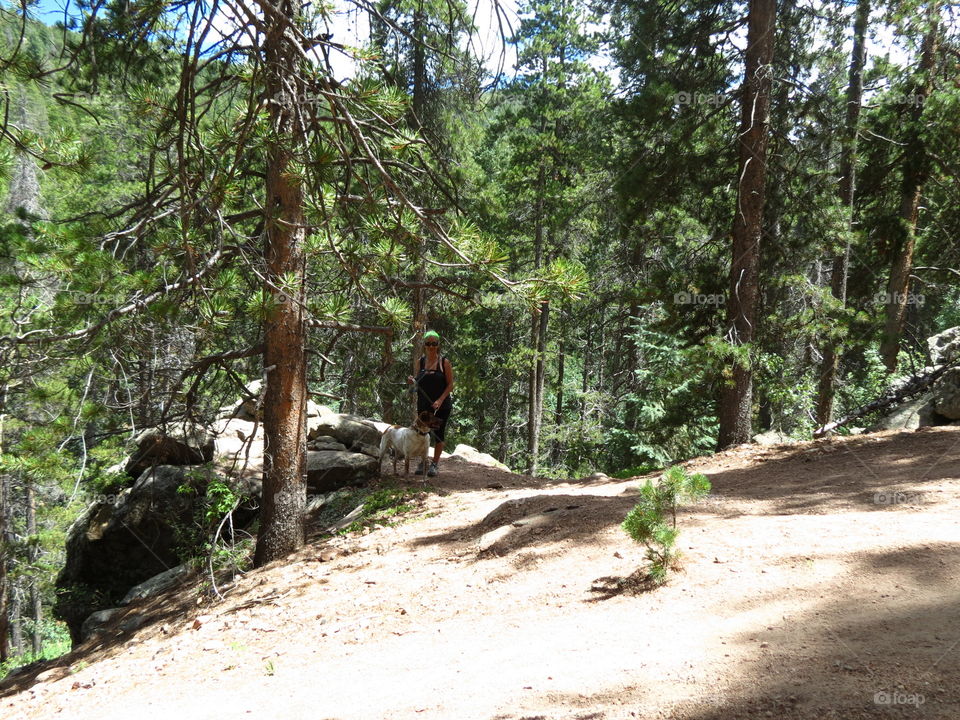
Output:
top-left (0, 620), bottom-right (72, 680)
top-left (336, 484), bottom-right (430, 535)
top-left (622, 465), bottom-right (711, 586)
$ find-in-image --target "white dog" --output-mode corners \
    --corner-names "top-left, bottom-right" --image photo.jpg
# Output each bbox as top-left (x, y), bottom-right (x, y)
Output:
top-left (379, 411), bottom-right (439, 477)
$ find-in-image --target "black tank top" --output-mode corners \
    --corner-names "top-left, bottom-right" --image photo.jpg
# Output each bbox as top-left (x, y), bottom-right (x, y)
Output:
top-left (418, 355), bottom-right (448, 402)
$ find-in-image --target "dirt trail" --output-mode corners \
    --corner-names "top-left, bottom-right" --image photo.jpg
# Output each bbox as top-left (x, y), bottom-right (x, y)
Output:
top-left (3, 426), bottom-right (960, 720)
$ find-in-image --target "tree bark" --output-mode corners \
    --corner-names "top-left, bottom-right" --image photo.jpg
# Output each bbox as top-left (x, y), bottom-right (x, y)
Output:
top-left (0, 470), bottom-right (8, 663)
top-left (26, 482), bottom-right (40, 656)
top-left (253, 0), bottom-right (308, 567)
top-left (816, 0), bottom-right (869, 427)
top-left (527, 301), bottom-right (549, 475)
top-left (878, 2), bottom-right (939, 372)
top-left (717, 0), bottom-right (776, 449)
top-left (552, 333), bottom-right (565, 464)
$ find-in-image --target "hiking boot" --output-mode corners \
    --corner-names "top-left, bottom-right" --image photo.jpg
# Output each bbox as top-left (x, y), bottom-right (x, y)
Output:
top-left (427, 462), bottom-right (438, 477)
top-left (414, 460), bottom-right (425, 475)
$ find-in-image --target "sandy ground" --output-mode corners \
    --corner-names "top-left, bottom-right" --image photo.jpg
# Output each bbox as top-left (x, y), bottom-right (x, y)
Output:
top-left (2, 425), bottom-right (960, 720)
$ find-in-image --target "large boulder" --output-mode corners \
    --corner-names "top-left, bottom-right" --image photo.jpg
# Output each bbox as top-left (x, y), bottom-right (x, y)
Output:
top-left (306, 451), bottom-right (379, 491)
top-left (56, 465), bottom-right (213, 644)
top-left (448, 444), bottom-right (510, 471)
top-left (307, 435), bottom-right (347, 452)
top-left (932, 367), bottom-right (960, 420)
top-left (308, 409), bottom-right (382, 449)
top-left (121, 563), bottom-right (193, 605)
top-left (752, 430), bottom-right (795, 445)
top-left (210, 416), bottom-right (265, 496)
top-left (125, 425), bottom-right (214, 478)
top-left (870, 392), bottom-right (941, 431)
top-left (306, 451), bottom-right (379, 492)
top-left (80, 607), bottom-right (146, 643)
top-left (929, 326), bottom-right (960, 366)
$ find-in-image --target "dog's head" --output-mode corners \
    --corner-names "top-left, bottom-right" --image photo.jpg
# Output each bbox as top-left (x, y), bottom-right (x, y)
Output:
top-left (415, 410), bottom-right (441, 432)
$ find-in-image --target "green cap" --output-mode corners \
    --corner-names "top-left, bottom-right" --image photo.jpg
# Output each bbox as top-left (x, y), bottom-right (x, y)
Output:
top-left (423, 330), bottom-right (440, 341)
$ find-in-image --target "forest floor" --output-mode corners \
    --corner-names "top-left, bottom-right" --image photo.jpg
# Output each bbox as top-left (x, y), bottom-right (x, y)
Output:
top-left (3, 426), bottom-right (960, 720)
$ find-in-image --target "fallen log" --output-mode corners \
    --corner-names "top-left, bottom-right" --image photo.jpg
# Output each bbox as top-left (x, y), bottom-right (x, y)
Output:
top-left (813, 360), bottom-right (958, 437)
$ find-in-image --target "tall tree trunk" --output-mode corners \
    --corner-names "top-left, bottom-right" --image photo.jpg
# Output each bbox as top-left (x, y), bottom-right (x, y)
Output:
top-left (527, 301), bottom-right (550, 475)
top-left (26, 482), bottom-right (40, 656)
top-left (816, 0), bottom-right (869, 427)
top-left (10, 573), bottom-right (22, 655)
top-left (0, 468), bottom-right (9, 663)
top-left (411, 5), bottom-right (426, 129)
top-left (552, 333), bottom-right (565, 465)
top-left (879, 2), bottom-right (939, 372)
top-left (717, 0), bottom-right (776, 449)
top-left (254, 0), bottom-right (308, 567)
top-left (499, 319), bottom-right (514, 462)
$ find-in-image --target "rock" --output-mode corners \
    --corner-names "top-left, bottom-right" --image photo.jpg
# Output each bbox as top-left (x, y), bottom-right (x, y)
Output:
top-left (56, 465), bottom-right (226, 645)
top-left (308, 410), bottom-right (381, 448)
top-left (210, 417), bottom-right (264, 496)
top-left (752, 430), bottom-right (794, 445)
top-left (36, 667), bottom-right (69, 683)
top-left (449, 444), bottom-right (510, 471)
top-left (870, 392), bottom-right (941, 431)
top-left (235, 379), bottom-right (264, 420)
top-left (306, 451), bottom-right (378, 492)
top-left (477, 525), bottom-right (513, 554)
top-left (928, 326), bottom-right (960, 365)
top-left (307, 401), bottom-right (331, 418)
top-left (308, 439), bottom-right (348, 452)
top-left (121, 563), bottom-right (193, 605)
top-left (350, 441), bottom-right (382, 458)
top-left (80, 607), bottom-right (144, 641)
top-left (80, 608), bottom-right (123, 641)
top-left (932, 367), bottom-right (960, 420)
top-left (124, 425), bottom-right (214, 478)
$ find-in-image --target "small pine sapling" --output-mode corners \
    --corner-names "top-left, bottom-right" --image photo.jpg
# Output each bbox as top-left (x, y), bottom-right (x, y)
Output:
top-left (621, 465), bottom-right (711, 585)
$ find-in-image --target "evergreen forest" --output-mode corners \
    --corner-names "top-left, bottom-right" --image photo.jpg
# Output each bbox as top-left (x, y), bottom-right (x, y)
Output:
top-left (0, 0), bottom-right (958, 674)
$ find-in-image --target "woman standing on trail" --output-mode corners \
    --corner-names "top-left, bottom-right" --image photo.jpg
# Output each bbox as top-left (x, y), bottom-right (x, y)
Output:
top-left (407, 330), bottom-right (454, 477)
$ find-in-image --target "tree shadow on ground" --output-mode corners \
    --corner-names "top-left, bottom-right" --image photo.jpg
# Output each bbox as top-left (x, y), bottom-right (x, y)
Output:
top-left (407, 491), bottom-right (640, 558)
top-left (580, 543), bottom-right (960, 720)
top-left (700, 428), bottom-right (960, 515)
top-left (0, 572), bottom-right (205, 697)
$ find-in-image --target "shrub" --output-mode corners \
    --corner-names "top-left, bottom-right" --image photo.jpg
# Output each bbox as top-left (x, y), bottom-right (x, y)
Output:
top-left (621, 465), bottom-right (711, 585)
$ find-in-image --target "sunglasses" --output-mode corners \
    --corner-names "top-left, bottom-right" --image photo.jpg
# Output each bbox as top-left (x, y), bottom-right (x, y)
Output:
top-left (424, 341), bottom-right (439, 346)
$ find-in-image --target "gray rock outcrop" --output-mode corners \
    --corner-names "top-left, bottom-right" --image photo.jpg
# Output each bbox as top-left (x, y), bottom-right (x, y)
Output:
top-left (929, 326), bottom-right (960, 366)
top-left (306, 451), bottom-right (379, 492)
top-left (56, 466), bottom-right (203, 643)
top-left (932, 368), bottom-right (960, 420)
top-left (125, 425), bottom-right (214, 478)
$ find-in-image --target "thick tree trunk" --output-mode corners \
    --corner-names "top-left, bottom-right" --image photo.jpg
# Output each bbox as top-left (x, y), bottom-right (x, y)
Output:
top-left (879, 2), bottom-right (939, 372)
top-left (718, 0), bottom-right (776, 449)
top-left (253, 0), bottom-right (308, 567)
top-left (816, 0), bottom-right (869, 427)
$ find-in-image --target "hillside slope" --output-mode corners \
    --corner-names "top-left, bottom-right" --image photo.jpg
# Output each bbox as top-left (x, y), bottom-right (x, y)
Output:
top-left (3, 427), bottom-right (960, 720)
